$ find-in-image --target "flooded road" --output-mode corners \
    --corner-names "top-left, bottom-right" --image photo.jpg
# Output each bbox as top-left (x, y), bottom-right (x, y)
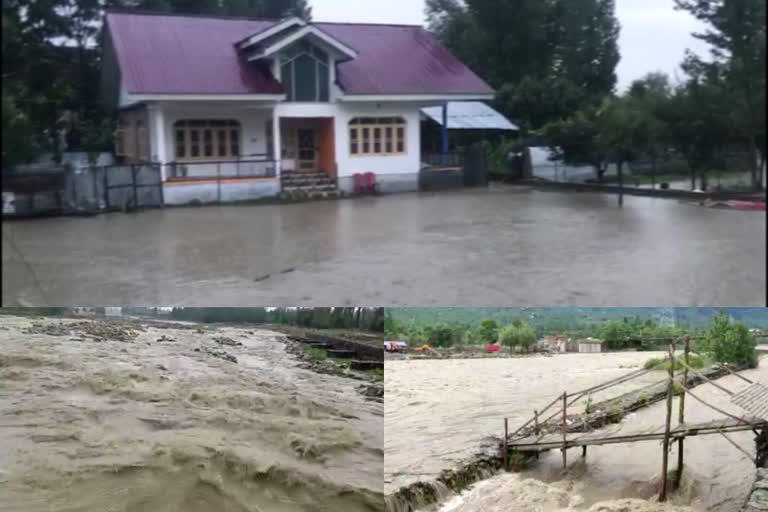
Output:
top-left (385, 353), bottom-right (767, 511)
top-left (0, 315), bottom-right (383, 512)
top-left (3, 186), bottom-right (765, 306)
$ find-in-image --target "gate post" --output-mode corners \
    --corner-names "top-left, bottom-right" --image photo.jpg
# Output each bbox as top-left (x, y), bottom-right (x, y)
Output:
top-left (132, 164), bottom-right (138, 208)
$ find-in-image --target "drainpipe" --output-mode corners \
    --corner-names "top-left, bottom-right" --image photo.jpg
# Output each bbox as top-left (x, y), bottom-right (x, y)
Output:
top-left (272, 108), bottom-right (282, 178)
top-left (441, 102), bottom-right (449, 165)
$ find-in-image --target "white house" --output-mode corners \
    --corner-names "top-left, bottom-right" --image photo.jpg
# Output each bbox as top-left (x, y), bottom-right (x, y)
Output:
top-left (100, 11), bottom-right (494, 204)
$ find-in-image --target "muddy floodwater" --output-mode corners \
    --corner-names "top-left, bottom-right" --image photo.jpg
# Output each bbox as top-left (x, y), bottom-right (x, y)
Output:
top-left (0, 315), bottom-right (383, 512)
top-left (3, 187), bottom-right (765, 306)
top-left (385, 353), bottom-right (768, 511)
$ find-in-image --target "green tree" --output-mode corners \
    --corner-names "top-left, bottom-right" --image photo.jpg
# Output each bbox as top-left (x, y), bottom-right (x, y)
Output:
top-left (540, 107), bottom-right (607, 181)
top-left (476, 318), bottom-right (499, 344)
top-left (499, 322), bottom-right (536, 352)
top-left (662, 72), bottom-right (733, 191)
top-left (426, 0), bottom-right (620, 130)
top-left (701, 310), bottom-right (757, 367)
top-left (425, 323), bottom-right (459, 347)
top-left (675, 0), bottom-right (766, 190)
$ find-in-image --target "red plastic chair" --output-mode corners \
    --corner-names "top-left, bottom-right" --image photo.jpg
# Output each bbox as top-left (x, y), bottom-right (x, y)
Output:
top-left (353, 173), bottom-right (364, 194)
top-left (363, 172), bottom-right (376, 193)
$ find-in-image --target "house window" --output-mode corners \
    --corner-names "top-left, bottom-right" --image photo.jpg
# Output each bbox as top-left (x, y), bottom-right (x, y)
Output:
top-left (173, 120), bottom-right (241, 161)
top-left (349, 117), bottom-right (406, 156)
top-left (280, 42), bottom-right (329, 102)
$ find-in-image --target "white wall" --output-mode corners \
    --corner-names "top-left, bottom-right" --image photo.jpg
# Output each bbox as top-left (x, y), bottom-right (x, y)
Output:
top-left (146, 101), bottom-right (276, 178)
top-left (273, 101), bottom-right (421, 178)
top-left (146, 100), bottom-right (422, 180)
top-left (332, 102), bottom-right (421, 178)
top-left (163, 179), bottom-right (280, 205)
top-left (160, 102), bottom-right (274, 160)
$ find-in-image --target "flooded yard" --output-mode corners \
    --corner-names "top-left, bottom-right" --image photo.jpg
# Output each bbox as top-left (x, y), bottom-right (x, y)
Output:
top-left (3, 186), bottom-right (765, 306)
top-left (385, 353), bottom-right (768, 511)
top-left (0, 315), bottom-right (383, 512)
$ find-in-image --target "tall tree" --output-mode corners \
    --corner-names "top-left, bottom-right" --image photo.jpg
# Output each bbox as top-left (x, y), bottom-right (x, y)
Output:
top-left (675, 0), bottom-right (766, 189)
top-left (426, 0), bottom-right (620, 130)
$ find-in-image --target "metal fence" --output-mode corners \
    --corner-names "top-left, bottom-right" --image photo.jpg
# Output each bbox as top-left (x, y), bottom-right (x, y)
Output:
top-left (531, 152), bottom-right (759, 191)
top-left (3, 163), bottom-right (163, 217)
top-left (419, 146), bottom-right (487, 190)
top-left (164, 157), bottom-right (276, 181)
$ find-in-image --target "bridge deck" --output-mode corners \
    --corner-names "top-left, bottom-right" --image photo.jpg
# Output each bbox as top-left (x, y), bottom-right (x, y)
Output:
top-left (508, 417), bottom-right (767, 452)
top-left (731, 383), bottom-right (768, 420)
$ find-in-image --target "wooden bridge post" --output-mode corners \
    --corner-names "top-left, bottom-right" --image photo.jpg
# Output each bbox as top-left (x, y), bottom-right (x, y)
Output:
top-left (676, 336), bottom-right (690, 487)
top-left (659, 341), bottom-right (676, 502)
top-left (562, 391), bottom-right (567, 470)
top-left (504, 417), bottom-right (509, 471)
top-left (756, 428), bottom-right (768, 468)
top-left (534, 408), bottom-right (540, 459)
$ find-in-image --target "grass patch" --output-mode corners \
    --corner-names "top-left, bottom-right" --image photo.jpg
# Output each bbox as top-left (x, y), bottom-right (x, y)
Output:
top-left (368, 368), bottom-right (384, 381)
top-left (302, 345), bottom-right (328, 361)
top-left (644, 353), bottom-right (707, 371)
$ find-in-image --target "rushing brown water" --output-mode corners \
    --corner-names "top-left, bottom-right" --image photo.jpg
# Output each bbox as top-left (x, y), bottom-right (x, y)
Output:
top-left (3, 186), bottom-right (765, 306)
top-left (385, 353), bottom-right (767, 511)
top-left (0, 315), bottom-right (383, 512)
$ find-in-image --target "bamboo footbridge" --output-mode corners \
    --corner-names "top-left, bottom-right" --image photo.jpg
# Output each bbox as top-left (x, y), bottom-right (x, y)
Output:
top-left (501, 337), bottom-right (768, 502)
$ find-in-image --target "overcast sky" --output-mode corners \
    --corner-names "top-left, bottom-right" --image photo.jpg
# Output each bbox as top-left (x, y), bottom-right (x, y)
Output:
top-left (311, 0), bottom-right (711, 92)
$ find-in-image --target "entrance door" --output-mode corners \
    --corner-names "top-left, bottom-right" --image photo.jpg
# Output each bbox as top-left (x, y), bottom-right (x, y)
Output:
top-left (296, 128), bottom-right (317, 172)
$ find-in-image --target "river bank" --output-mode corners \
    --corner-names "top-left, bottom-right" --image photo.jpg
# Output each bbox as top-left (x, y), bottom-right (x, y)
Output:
top-left (0, 315), bottom-right (384, 512)
top-left (385, 352), bottom-right (768, 512)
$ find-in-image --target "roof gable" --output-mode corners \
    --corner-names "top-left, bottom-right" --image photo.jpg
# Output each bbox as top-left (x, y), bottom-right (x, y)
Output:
top-left (244, 24), bottom-right (358, 61)
top-left (104, 11), bottom-right (493, 97)
top-left (235, 16), bottom-right (306, 48)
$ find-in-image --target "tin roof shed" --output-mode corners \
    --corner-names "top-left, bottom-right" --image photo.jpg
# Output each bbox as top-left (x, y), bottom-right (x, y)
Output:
top-left (421, 102), bottom-right (518, 130)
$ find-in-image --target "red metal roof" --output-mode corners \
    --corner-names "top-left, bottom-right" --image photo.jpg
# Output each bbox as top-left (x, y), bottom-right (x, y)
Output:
top-left (318, 22), bottom-right (493, 96)
top-left (105, 11), bottom-right (494, 97)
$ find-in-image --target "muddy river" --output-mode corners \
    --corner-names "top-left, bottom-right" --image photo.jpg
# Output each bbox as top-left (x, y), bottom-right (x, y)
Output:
top-left (3, 187), bottom-right (765, 306)
top-left (385, 353), bottom-right (768, 511)
top-left (0, 315), bottom-right (383, 512)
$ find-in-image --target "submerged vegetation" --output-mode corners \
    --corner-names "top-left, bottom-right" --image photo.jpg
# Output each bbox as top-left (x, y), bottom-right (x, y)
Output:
top-left (643, 353), bottom-right (707, 371)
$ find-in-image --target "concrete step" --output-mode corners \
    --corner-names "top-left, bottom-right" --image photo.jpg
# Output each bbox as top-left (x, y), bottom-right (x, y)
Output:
top-left (280, 178), bottom-right (336, 187)
top-left (282, 184), bottom-right (337, 192)
top-left (350, 360), bottom-right (384, 371)
top-left (280, 189), bottom-right (342, 201)
top-left (326, 349), bottom-right (356, 359)
top-left (281, 172), bottom-right (330, 180)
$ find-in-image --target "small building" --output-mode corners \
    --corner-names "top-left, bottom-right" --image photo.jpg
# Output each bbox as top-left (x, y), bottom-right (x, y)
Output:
top-left (100, 11), bottom-right (494, 204)
top-left (72, 307), bottom-right (97, 316)
top-left (536, 335), bottom-right (568, 353)
top-left (578, 338), bottom-right (603, 353)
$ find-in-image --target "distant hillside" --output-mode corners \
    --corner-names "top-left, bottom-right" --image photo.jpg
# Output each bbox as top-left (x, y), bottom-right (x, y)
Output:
top-left (388, 308), bottom-right (768, 330)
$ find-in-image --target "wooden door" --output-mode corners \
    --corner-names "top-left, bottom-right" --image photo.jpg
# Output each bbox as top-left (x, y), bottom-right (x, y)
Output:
top-left (296, 128), bottom-right (316, 172)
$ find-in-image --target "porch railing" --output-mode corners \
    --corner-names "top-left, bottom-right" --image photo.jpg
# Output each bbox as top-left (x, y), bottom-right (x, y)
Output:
top-left (164, 156), bottom-right (276, 180)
